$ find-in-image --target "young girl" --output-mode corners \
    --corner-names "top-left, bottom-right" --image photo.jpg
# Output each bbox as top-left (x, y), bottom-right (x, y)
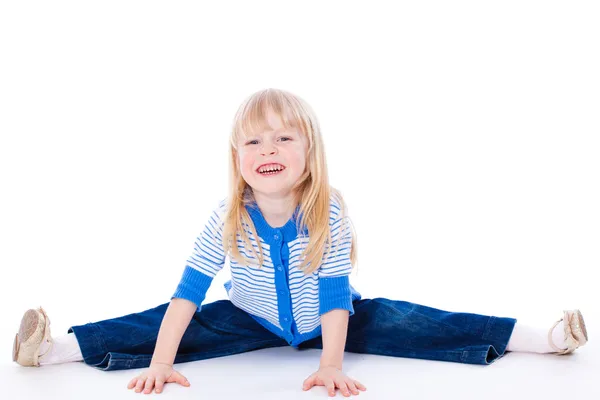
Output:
top-left (13, 88), bottom-right (588, 397)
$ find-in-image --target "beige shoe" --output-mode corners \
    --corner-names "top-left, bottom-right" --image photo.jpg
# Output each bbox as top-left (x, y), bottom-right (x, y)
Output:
top-left (13, 307), bottom-right (54, 367)
top-left (548, 309), bottom-right (588, 355)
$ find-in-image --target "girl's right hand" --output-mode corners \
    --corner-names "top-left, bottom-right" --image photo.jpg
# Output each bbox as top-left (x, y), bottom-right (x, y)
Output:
top-left (127, 362), bottom-right (191, 394)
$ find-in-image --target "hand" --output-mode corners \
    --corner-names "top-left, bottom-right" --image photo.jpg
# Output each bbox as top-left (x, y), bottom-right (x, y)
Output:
top-left (302, 366), bottom-right (367, 397)
top-left (127, 362), bottom-right (191, 394)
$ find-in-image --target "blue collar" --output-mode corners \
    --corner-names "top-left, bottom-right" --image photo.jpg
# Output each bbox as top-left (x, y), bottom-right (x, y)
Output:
top-left (245, 202), bottom-right (306, 243)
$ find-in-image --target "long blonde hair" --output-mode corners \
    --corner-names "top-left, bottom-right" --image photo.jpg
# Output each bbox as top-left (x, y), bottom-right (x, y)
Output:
top-left (221, 88), bottom-right (357, 275)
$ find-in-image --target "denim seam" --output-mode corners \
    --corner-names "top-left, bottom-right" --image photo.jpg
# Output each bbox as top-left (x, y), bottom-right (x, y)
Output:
top-left (347, 340), bottom-right (465, 356)
top-left (347, 340), bottom-right (489, 365)
top-left (482, 317), bottom-right (515, 353)
top-left (89, 323), bottom-right (110, 360)
top-left (481, 316), bottom-right (510, 342)
top-left (461, 350), bottom-right (473, 362)
top-left (459, 348), bottom-right (489, 363)
top-left (482, 317), bottom-right (497, 341)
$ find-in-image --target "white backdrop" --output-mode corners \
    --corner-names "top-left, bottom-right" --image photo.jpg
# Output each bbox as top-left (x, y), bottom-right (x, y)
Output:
top-left (1, 0), bottom-right (598, 370)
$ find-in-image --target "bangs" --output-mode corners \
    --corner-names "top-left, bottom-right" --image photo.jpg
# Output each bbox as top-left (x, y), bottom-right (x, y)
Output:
top-left (232, 89), bottom-right (310, 147)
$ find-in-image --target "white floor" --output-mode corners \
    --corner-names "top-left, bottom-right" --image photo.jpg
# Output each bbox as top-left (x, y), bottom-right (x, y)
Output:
top-left (2, 332), bottom-right (597, 400)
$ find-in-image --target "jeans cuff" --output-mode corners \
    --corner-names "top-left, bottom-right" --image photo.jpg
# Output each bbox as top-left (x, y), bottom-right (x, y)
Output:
top-left (482, 316), bottom-right (517, 355)
top-left (68, 323), bottom-right (108, 366)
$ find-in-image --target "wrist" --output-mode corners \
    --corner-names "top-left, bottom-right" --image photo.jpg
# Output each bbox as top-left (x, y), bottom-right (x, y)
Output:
top-left (320, 353), bottom-right (343, 370)
top-left (150, 360), bottom-right (173, 367)
top-left (319, 362), bottom-right (342, 370)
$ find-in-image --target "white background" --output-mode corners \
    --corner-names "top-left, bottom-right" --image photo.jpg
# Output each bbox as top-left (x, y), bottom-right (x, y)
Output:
top-left (1, 1), bottom-right (598, 399)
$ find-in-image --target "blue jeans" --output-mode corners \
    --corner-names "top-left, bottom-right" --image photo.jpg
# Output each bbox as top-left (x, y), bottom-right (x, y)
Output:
top-left (67, 298), bottom-right (517, 371)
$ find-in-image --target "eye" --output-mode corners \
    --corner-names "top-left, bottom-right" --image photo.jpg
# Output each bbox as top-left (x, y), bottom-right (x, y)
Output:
top-left (279, 137), bottom-right (291, 142)
top-left (246, 140), bottom-right (259, 145)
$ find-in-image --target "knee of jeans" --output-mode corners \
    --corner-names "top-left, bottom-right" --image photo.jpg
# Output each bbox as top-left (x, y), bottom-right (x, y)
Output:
top-left (371, 297), bottom-right (415, 313)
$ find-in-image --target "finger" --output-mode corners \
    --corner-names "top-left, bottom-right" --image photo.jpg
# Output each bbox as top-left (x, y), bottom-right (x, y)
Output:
top-left (325, 378), bottom-right (336, 397)
top-left (303, 375), bottom-right (316, 391)
top-left (354, 380), bottom-right (367, 391)
top-left (335, 378), bottom-right (350, 397)
top-left (172, 371), bottom-right (190, 387)
top-left (346, 379), bottom-right (359, 395)
top-left (135, 377), bottom-right (146, 393)
top-left (143, 376), bottom-right (155, 394)
top-left (127, 377), bottom-right (138, 389)
top-left (155, 378), bottom-right (165, 394)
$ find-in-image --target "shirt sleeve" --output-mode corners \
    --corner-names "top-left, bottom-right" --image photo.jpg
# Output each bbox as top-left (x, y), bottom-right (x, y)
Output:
top-left (171, 203), bottom-right (226, 312)
top-left (318, 215), bottom-right (355, 316)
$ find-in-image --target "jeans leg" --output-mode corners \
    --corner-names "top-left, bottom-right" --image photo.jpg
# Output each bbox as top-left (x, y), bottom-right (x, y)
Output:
top-left (68, 300), bottom-right (288, 371)
top-left (299, 298), bottom-right (517, 365)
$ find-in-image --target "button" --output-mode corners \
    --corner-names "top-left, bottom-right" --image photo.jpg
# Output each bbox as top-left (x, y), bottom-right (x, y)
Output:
top-left (284, 317), bottom-right (289, 322)
top-left (277, 266), bottom-right (283, 271)
top-left (274, 234), bottom-right (279, 240)
top-left (279, 290), bottom-right (285, 295)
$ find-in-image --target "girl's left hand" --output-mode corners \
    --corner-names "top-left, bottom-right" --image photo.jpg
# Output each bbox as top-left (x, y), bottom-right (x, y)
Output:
top-left (302, 366), bottom-right (367, 397)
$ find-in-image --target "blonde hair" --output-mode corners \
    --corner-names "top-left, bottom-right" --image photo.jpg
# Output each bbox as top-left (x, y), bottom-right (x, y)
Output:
top-left (221, 88), bottom-right (357, 275)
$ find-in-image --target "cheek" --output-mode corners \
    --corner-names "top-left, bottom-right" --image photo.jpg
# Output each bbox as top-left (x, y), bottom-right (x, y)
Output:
top-left (289, 149), bottom-right (306, 169)
top-left (239, 153), bottom-right (255, 174)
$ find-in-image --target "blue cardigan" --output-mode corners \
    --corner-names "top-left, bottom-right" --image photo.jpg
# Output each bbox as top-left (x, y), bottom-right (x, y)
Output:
top-left (172, 195), bottom-right (361, 347)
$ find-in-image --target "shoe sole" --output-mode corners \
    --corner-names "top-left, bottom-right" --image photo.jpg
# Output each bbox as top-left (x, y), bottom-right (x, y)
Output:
top-left (13, 308), bottom-right (51, 367)
top-left (572, 310), bottom-right (588, 345)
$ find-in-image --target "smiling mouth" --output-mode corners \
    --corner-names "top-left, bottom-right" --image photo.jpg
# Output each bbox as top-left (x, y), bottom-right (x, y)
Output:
top-left (257, 168), bottom-right (286, 176)
top-left (256, 163), bottom-right (286, 174)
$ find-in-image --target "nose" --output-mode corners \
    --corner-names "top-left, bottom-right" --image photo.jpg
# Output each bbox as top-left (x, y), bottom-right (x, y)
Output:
top-left (260, 141), bottom-right (277, 156)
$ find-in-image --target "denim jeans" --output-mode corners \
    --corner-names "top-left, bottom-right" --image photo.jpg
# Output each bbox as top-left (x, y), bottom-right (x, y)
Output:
top-left (67, 298), bottom-right (517, 371)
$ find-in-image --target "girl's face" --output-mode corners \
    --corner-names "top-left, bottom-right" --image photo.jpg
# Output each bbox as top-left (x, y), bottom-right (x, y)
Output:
top-left (237, 109), bottom-right (309, 199)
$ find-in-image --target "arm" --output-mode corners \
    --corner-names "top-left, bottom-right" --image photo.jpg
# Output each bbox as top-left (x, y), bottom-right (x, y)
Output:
top-left (152, 200), bottom-right (227, 365)
top-left (304, 307), bottom-right (367, 397)
top-left (319, 308), bottom-right (349, 370)
top-left (318, 214), bottom-right (355, 370)
top-left (151, 298), bottom-right (197, 366)
top-left (303, 212), bottom-right (367, 395)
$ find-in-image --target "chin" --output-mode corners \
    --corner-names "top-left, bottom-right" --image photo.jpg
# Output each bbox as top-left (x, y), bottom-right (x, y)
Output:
top-left (255, 185), bottom-right (293, 196)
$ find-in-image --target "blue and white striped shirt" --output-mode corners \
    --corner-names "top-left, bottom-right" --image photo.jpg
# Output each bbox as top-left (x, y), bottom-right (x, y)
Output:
top-left (171, 195), bottom-right (362, 347)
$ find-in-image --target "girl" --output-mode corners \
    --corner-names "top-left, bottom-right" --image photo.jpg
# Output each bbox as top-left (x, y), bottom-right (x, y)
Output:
top-left (13, 88), bottom-right (588, 397)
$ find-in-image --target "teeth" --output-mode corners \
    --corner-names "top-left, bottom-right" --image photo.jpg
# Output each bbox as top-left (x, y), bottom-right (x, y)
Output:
top-left (258, 164), bottom-right (284, 173)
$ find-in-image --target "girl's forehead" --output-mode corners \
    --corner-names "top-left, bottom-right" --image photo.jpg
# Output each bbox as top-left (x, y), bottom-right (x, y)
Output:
top-left (235, 105), bottom-right (307, 143)
top-left (252, 127), bottom-right (292, 135)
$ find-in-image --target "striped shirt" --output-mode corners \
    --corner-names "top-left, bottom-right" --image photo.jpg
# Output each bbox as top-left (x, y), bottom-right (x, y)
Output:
top-left (171, 195), bottom-right (362, 347)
